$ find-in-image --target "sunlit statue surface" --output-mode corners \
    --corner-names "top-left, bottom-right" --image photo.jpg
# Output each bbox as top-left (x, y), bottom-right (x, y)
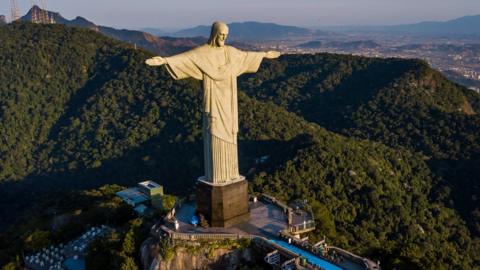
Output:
top-left (146, 21), bottom-right (280, 185)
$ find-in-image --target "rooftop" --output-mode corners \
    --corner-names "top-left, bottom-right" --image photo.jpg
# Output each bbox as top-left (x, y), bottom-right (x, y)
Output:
top-left (116, 188), bottom-right (149, 206)
top-left (138, 180), bottom-right (162, 190)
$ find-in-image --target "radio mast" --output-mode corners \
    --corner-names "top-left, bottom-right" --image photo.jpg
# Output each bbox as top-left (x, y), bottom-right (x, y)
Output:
top-left (28, 0), bottom-right (55, 24)
top-left (10, 0), bottom-right (20, 22)
top-left (30, 0), bottom-right (40, 23)
top-left (40, 0), bottom-right (49, 23)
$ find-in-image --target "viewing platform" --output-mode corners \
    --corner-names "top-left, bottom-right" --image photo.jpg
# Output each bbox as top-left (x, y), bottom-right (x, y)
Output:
top-left (154, 194), bottom-right (380, 270)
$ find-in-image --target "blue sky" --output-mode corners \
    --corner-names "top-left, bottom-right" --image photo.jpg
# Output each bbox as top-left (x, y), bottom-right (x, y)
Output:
top-left (2, 0), bottom-right (480, 30)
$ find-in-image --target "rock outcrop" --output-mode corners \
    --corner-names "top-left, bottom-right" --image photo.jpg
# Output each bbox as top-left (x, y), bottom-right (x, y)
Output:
top-left (141, 237), bottom-right (257, 270)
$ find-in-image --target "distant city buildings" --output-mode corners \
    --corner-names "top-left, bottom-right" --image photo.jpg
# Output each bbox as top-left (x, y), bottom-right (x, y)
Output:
top-left (257, 38), bottom-right (480, 90)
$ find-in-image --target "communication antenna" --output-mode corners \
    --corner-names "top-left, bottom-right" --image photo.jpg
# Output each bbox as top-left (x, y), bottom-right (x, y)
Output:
top-left (44, 0), bottom-right (55, 24)
top-left (38, 0), bottom-right (54, 23)
top-left (10, 0), bottom-right (20, 22)
top-left (30, 0), bottom-right (39, 23)
top-left (40, 0), bottom-right (47, 23)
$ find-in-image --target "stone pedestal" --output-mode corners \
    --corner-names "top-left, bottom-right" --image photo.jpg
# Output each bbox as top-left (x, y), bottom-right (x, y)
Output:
top-left (196, 177), bottom-right (250, 228)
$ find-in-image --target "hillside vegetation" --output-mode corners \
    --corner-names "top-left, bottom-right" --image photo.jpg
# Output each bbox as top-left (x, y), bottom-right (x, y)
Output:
top-left (0, 23), bottom-right (479, 269)
top-left (240, 53), bottom-right (480, 239)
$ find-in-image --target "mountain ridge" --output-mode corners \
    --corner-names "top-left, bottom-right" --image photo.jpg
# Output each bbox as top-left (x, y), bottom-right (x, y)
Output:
top-left (168, 21), bottom-right (333, 40)
top-left (19, 5), bottom-right (202, 56)
top-left (322, 14), bottom-right (480, 35)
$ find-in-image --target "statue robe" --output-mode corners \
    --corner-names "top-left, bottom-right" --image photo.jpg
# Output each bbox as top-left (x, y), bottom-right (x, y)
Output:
top-left (164, 45), bottom-right (265, 184)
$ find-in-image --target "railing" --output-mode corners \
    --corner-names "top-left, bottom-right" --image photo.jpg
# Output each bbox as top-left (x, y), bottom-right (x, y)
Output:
top-left (261, 194), bottom-right (292, 214)
top-left (158, 225), bottom-right (359, 270)
top-left (261, 194), bottom-right (316, 233)
top-left (264, 250), bottom-right (280, 265)
top-left (329, 246), bottom-right (380, 270)
top-left (156, 194), bottom-right (378, 270)
top-left (160, 225), bottom-right (254, 241)
top-left (290, 220), bottom-right (316, 233)
top-left (160, 225), bottom-right (299, 258)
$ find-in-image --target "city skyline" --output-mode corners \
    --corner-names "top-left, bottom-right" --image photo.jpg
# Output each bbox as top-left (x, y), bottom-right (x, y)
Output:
top-left (1, 0), bottom-right (480, 30)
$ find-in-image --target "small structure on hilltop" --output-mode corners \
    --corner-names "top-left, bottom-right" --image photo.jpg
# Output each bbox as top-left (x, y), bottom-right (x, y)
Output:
top-left (116, 180), bottom-right (165, 215)
top-left (138, 180), bottom-right (164, 208)
top-left (116, 187), bottom-right (149, 207)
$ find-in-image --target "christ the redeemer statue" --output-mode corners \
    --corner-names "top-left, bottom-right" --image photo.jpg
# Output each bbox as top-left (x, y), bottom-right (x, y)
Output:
top-left (146, 21), bottom-right (280, 185)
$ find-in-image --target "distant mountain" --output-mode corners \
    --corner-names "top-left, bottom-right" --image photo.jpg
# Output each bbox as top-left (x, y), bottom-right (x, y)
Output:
top-left (141, 27), bottom-right (170, 36)
top-left (171, 21), bottom-right (332, 41)
top-left (19, 5), bottom-right (202, 55)
top-left (21, 5), bottom-right (98, 30)
top-left (324, 15), bottom-right (480, 35)
top-left (98, 25), bottom-right (206, 56)
top-left (0, 15), bottom-right (6, 25)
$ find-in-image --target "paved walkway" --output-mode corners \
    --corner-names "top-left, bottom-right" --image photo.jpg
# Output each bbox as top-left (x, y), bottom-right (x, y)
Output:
top-left (175, 201), bottom-right (288, 238)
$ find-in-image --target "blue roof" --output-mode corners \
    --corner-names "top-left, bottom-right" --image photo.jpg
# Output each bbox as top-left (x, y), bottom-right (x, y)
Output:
top-left (269, 240), bottom-right (343, 270)
top-left (116, 188), bottom-right (149, 206)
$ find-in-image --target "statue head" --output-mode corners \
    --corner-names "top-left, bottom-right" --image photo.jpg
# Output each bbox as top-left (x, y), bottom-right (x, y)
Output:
top-left (207, 21), bottom-right (229, 47)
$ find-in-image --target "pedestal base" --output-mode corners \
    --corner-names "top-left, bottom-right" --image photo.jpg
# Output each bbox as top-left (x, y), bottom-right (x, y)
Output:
top-left (196, 178), bottom-right (250, 228)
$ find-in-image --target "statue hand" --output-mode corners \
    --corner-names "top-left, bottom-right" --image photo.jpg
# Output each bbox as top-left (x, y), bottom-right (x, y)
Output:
top-left (145, 56), bottom-right (166, 66)
top-left (265, 51), bottom-right (281, 59)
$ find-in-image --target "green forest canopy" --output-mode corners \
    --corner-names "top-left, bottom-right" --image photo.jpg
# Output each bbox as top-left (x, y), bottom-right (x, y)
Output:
top-left (0, 23), bottom-right (479, 269)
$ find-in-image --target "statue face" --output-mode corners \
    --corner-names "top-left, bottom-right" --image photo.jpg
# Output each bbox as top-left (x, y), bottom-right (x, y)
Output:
top-left (215, 26), bottom-right (229, 47)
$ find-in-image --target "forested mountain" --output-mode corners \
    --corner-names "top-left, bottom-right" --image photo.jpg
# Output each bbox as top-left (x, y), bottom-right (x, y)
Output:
top-left (240, 54), bottom-right (480, 160)
top-left (20, 5), bottom-right (204, 56)
top-left (0, 23), bottom-right (479, 269)
top-left (239, 53), bottom-right (480, 245)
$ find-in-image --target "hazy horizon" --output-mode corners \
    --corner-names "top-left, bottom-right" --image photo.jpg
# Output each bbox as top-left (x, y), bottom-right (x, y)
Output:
top-left (1, 0), bottom-right (480, 30)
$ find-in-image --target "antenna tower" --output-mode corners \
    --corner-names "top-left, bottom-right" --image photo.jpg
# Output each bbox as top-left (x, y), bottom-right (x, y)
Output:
top-left (10, 0), bottom-right (20, 22)
top-left (40, 0), bottom-right (48, 23)
top-left (30, 0), bottom-right (39, 23)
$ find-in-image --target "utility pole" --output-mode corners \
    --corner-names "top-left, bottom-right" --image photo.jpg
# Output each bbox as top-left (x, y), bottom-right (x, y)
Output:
top-left (10, 0), bottom-right (20, 22)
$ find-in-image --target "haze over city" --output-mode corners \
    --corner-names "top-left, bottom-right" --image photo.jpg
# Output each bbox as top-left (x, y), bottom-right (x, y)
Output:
top-left (1, 0), bottom-right (480, 29)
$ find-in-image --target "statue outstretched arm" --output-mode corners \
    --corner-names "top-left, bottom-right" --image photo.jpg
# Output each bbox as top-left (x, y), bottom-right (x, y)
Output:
top-left (264, 51), bottom-right (281, 59)
top-left (146, 51), bottom-right (203, 80)
top-left (232, 49), bottom-right (281, 75)
top-left (145, 56), bottom-right (166, 66)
